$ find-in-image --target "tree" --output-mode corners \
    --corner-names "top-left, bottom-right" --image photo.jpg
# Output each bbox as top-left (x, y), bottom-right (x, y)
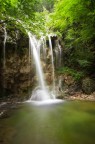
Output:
top-left (49, 0), bottom-right (95, 75)
top-left (0, 0), bottom-right (45, 34)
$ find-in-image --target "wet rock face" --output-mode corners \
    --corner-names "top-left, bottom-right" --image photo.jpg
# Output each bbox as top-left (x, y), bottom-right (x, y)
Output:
top-left (82, 77), bottom-right (95, 94)
top-left (1, 51), bottom-right (35, 99)
top-left (0, 27), bottom-right (35, 99)
top-left (55, 74), bottom-right (81, 99)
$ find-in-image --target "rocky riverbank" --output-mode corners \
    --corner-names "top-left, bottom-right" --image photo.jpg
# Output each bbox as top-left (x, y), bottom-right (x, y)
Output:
top-left (63, 91), bottom-right (95, 101)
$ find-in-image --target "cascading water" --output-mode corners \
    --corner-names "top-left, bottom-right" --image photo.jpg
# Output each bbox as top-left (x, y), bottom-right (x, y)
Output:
top-left (28, 32), bottom-right (63, 104)
top-left (55, 40), bottom-right (62, 68)
top-left (29, 33), bottom-right (45, 89)
top-left (42, 37), bottom-right (46, 61)
top-left (58, 41), bottom-right (62, 66)
top-left (48, 35), bottom-right (55, 96)
top-left (3, 26), bottom-right (7, 69)
top-left (28, 33), bottom-right (50, 101)
top-left (3, 26), bottom-right (7, 97)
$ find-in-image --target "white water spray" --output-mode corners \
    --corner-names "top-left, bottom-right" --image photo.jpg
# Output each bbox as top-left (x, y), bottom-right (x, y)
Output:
top-left (29, 33), bottom-right (45, 89)
top-left (28, 33), bottom-right (50, 101)
top-left (27, 32), bottom-right (64, 104)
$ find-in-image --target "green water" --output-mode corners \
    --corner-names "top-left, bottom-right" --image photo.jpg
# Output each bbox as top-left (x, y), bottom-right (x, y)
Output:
top-left (0, 101), bottom-right (95, 144)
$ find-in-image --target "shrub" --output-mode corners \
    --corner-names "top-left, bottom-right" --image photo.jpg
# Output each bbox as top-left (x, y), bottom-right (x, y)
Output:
top-left (56, 66), bottom-right (84, 81)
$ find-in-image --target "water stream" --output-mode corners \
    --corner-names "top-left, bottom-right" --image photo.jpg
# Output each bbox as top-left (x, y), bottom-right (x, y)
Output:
top-left (3, 26), bottom-right (7, 69)
top-left (48, 35), bottom-right (55, 95)
top-left (3, 26), bottom-right (7, 97)
top-left (28, 32), bottom-right (64, 101)
top-left (29, 33), bottom-right (45, 89)
top-left (55, 40), bottom-right (62, 68)
top-left (58, 41), bottom-right (62, 67)
top-left (28, 33), bottom-right (50, 101)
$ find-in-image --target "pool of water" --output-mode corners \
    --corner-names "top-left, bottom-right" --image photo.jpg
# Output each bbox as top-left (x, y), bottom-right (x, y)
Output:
top-left (0, 100), bottom-right (95, 144)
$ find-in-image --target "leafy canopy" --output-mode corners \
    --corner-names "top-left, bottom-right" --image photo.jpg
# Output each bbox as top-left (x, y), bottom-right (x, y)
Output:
top-left (49, 0), bottom-right (95, 73)
top-left (0, 0), bottom-right (55, 35)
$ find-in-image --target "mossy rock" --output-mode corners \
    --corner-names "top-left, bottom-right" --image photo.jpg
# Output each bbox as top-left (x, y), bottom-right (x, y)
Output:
top-left (82, 77), bottom-right (95, 94)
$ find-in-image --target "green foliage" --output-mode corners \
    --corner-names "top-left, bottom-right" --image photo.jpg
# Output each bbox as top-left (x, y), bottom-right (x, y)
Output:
top-left (49, 0), bottom-right (95, 76)
top-left (39, 0), bottom-right (55, 12)
top-left (50, 0), bottom-right (95, 43)
top-left (0, 0), bottom-right (49, 35)
top-left (0, 0), bottom-right (57, 37)
top-left (77, 60), bottom-right (91, 68)
top-left (57, 67), bottom-right (84, 81)
top-left (51, 0), bottom-right (95, 36)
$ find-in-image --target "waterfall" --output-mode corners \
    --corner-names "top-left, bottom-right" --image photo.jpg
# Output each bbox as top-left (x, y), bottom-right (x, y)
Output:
top-left (42, 37), bottom-right (46, 61)
top-left (28, 33), bottom-right (50, 101)
top-left (2, 26), bottom-right (7, 97)
top-left (3, 26), bottom-right (7, 69)
top-left (27, 32), bottom-right (64, 104)
top-left (48, 35), bottom-right (55, 95)
top-left (58, 41), bottom-right (62, 67)
top-left (55, 41), bottom-right (62, 68)
top-left (29, 33), bottom-right (45, 89)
